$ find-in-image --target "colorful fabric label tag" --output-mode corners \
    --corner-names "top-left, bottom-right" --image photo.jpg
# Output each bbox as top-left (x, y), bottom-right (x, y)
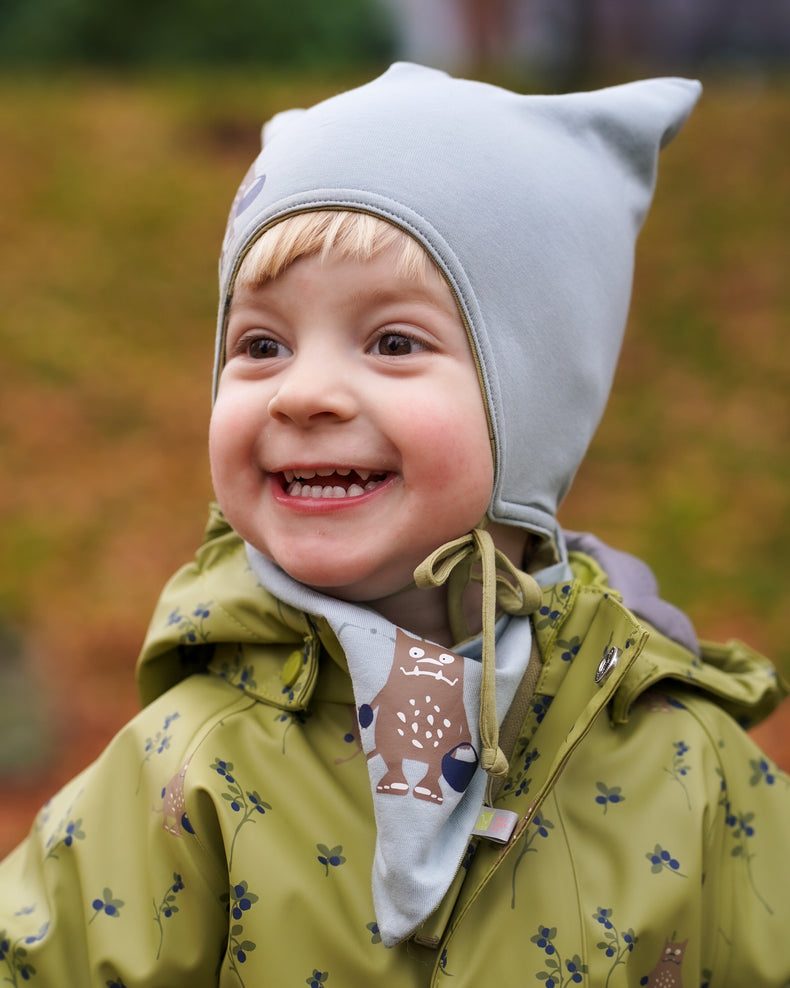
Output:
top-left (472, 806), bottom-right (519, 843)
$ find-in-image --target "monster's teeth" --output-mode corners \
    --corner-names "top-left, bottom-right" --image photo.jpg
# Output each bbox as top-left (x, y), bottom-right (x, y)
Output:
top-left (347, 484), bottom-right (365, 497)
top-left (316, 468), bottom-right (334, 477)
top-left (336, 467), bottom-right (351, 476)
top-left (284, 470), bottom-right (295, 483)
top-left (356, 469), bottom-right (371, 483)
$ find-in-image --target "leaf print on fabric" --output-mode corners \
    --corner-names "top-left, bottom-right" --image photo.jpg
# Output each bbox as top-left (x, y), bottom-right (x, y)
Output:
top-left (89, 889), bottom-right (125, 923)
top-left (153, 873), bottom-right (185, 960)
top-left (531, 695), bottom-right (553, 725)
top-left (136, 712), bottom-right (180, 794)
top-left (316, 844), bottom-right (346, 877)
top-left (211, 758), bottom-right (272, 869)
top-left (531, 925), bottom-right (587, 986)
top-left (365, 921), bottom-right (382, 944)
top-left (501, 743), bottom-right (540, 799)
top-left (167, 604), bottom-right (213, 644)
top-left (334, 706), bottom-right (364, 765)
top-left (595, 783), bottom-right (625, 814)
top-left (663, 741), bottom-right (691, 810)
top-left (534, 583), bottom-right (572, 632)
top-left (0, 930), bottom-right (38, 986)
top-left (215, 645), bottom-right (258, 692)
top-left (557, 635), bottom-right (581, 663)
top-left (511, 813), bottom-right (554, 908)
top-left (221, 882), bottom-right (259, 986)
top-left (274, 709), bottom-right (311, 755)
top-left (306, 970), bottom-right (329, 987)
top-left (748, 757), bottom-right (789, 788)
top-left (646, 845), bottom-right (687, 878)
top-left (593, 907), bottom-right (638, 987)
top-left (725, 805), bottom-right (773, 914)
top-left (44, 816), bottom-right (85, 859)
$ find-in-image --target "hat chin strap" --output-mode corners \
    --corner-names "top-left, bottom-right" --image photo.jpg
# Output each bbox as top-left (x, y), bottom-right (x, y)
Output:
top-left (414, 527), bottom-right (542, 780)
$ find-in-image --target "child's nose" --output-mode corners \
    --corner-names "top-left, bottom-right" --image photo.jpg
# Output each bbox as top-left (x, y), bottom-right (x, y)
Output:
top-left (266, 354), bottom-right (357, 426)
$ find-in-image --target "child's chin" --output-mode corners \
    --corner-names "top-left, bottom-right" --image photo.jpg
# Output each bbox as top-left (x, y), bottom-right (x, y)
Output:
top-left (297, 567), bottom-right (408, 604)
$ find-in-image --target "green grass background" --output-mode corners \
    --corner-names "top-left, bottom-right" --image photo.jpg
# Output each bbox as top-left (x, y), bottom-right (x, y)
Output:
top-left (0, 68), bottom-right (788, 835)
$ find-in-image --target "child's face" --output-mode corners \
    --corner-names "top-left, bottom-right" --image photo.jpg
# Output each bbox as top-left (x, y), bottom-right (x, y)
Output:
top-left (210, 245), bottom-right (493, 602)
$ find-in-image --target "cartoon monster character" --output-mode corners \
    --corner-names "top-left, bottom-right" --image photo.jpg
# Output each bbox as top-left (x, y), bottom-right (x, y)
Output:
top-left (357, 629), bottom-right (478, 804)
top-left (646, 938), bottom-right (688, 987)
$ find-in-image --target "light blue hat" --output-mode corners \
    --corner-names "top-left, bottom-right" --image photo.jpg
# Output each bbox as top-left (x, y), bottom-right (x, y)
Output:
top-left (215, 63), bottom-right (701, 550)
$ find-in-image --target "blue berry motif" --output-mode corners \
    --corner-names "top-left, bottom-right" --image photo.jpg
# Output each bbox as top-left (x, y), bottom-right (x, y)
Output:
top-left (646, 845), bottom-right (687, 878)
top-left (511, 812), bottom-right (555, 907)
top-left (594, 783), bottom-right (625, 814)
top-left (215, 645), bottom-right (258, 692)
top-left (136, 712), bottom-right (181, 794)
top-left (167, 604), bottom-right (213, 644)
top-left (593, 907), bottom-right (637, 982)
top-left (748, 757), bottom-right (788, 788)
top-left (557, 636), bottom-right (581, 663)
top-left (664, 740), bottom-right (692, 810)
top-left (306, 970), bottom-right (328, 987)
top-left (89, 889), bottom-right (125, 923)
top-left (45, 816), bottom-right (86, 860)
top-left (274, 709), bottom-right (312, 754)
top-left (316, 844), bottom-right (346, 877)
top-left (530, 925), bottom-right (587, 985)
top-left (211, 758), bottom-right (272, 869)
top-left (725, 804), bottom-right (773, 914)
top-left (1, 927), bottom-right (39, 984)
top-left (534, 584), bottom-right (572, 632)
top-left (221, 882), bottom-right (259, 985)
top-left (153, 873), bottom-right (185, 959)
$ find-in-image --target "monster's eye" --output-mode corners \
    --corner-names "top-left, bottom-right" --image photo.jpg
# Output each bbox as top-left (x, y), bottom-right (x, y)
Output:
top-left (409, 647), bottom-right (425, 659)
top-left (439, 653), bottom-right (455, 665)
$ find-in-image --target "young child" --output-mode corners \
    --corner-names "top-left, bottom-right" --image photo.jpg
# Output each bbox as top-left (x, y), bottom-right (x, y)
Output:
top-left (1, 63), bottom-right (788, 987)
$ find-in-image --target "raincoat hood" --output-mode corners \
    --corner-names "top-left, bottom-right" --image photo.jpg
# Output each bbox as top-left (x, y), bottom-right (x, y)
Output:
top-left (214, 62), bottom-right (701, 548)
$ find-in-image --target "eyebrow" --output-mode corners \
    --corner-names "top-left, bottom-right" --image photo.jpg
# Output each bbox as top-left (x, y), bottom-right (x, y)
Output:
top-left (347, 283), bottom-right (456, 314)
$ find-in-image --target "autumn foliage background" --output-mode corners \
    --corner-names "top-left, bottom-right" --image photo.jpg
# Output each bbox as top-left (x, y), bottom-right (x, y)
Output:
top-left (0, 66), bottom-right (788, 856)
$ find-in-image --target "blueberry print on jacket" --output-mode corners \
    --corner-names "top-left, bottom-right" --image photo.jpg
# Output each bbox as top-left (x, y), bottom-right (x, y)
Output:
top-left (357, 629), bottom-right (476, 804)
top-left (1, 515), bottom-right (789, 986)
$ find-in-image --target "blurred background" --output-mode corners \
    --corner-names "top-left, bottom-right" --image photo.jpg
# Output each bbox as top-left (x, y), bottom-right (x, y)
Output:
top-left (1, 0), bottom-right (788, 856)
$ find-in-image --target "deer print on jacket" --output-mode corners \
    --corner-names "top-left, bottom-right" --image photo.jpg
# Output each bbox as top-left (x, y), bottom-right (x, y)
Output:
top-left (153, 757), bottom-right (192, 836)
top-left (357, 629), bottom-right (478, 804)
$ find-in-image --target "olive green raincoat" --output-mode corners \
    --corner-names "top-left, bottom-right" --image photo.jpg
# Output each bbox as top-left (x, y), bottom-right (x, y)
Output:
top-left (1, 510), bottom-right (788, 987)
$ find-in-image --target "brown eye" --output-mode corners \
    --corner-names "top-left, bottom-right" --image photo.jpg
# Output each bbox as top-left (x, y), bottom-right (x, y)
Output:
top-left (377, 333), bottom-right (415, 356)
top-left (248, 337), bottom-right (286, 359)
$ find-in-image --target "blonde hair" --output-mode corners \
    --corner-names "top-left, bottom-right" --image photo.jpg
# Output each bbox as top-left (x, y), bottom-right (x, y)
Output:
top-left (234, 210), bottom-right (440, 288)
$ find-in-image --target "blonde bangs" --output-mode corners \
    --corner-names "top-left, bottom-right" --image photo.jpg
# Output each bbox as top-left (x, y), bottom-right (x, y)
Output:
top-left (234, 210), bottom-right (438, 288)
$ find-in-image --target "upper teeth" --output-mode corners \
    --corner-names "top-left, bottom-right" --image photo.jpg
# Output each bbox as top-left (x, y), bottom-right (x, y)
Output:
top-left (283, 468), bottom-right (371, 483)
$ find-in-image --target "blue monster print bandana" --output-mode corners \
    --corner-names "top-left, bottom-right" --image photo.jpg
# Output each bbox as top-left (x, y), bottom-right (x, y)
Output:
top-left (246, 543), bottom-right (537, 946)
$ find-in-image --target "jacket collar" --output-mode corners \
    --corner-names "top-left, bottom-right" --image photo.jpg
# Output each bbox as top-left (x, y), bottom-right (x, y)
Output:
top-left (137, 505), bottom-right (784, 732)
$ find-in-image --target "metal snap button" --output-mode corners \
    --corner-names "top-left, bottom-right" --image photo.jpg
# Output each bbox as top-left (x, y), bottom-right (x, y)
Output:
top-left (595, 645), bottom-right (621, 685)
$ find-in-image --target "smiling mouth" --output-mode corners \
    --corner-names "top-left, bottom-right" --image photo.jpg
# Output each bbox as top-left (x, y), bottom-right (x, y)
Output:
top-left (280, 467), bottom-right (390, 499)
